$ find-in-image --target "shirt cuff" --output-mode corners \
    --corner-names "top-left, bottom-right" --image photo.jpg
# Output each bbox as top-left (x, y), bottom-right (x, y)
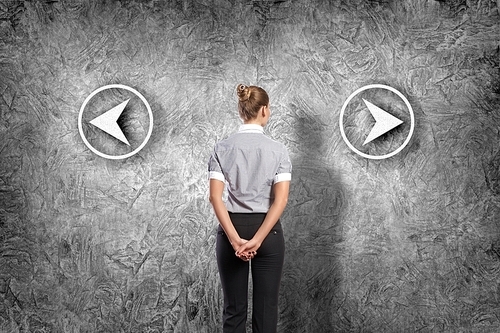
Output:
top-left (274, 173), bottom-right (291, 183)
top-left (209, 171), bottom-right (225, 182)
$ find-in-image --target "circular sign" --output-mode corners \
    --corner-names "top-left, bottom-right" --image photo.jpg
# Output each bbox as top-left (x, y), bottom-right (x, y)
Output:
top-left (339, 84), bottom-right (414, 160)
top-left (78, 84), bottom-right (153, 160)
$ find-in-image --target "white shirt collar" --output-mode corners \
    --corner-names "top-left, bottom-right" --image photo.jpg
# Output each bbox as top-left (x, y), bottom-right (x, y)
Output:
top-left (238, 124), bottom-right (264, 133)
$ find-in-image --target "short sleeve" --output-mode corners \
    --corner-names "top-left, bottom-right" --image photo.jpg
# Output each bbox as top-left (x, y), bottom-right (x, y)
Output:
top-left (273, 147), bottom-right (292, 183)
top-left (208, 148), bottom-right (225, 182)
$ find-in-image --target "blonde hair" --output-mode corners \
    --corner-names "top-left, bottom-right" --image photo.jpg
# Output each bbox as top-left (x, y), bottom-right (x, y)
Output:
top-left (236, 84), bottom-right (269, 121)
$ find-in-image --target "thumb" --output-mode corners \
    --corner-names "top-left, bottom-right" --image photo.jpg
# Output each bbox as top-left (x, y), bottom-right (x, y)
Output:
top-left (236, 242), bottom-right (250, 255)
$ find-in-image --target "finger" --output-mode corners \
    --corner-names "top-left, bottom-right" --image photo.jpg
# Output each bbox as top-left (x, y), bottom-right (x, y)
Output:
top-left (238, 249), bottom-right (256, 258)
top-left (235, 244), bottom-right (247, 254)
top-left (236, 252), bottom-right (249, 260)
top-left (239, 250), bottom-right (256, 257)
top-left (236, 251), bottom-right (248, 259)
top-left (245, 252), bottom-right (254, 260)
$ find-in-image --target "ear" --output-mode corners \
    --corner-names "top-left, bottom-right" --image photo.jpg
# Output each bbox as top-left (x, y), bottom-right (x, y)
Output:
top-left (261, 105), bottom-right (267, 117)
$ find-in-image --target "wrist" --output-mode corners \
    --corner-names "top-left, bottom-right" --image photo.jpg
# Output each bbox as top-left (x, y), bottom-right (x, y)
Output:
top-left (251, 236), bottom-right (263, 247)
top-left (229, 237), bottom-right (241, 246)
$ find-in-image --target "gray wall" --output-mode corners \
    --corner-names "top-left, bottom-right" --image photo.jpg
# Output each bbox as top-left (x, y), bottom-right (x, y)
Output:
top-left (1, 0), bottom-right (499, 332)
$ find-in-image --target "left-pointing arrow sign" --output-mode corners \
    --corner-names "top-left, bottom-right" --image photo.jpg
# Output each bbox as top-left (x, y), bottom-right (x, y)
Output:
top-left (89, 99), bottom-right (130, 146)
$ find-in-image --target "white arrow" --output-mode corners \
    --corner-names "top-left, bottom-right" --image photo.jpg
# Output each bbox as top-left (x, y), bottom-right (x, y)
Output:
top-left (90, 99), bottom-right (130, 146)
top-left (363, 99), bottom-right (403, 146)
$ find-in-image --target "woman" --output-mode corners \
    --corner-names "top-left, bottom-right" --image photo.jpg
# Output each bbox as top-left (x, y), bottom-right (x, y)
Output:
top-left (208, 84), bottom-right (292, 333)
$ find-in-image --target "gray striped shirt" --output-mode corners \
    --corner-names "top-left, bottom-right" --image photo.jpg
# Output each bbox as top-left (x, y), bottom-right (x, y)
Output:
top-left (208, 124), bottom-right (292, 213)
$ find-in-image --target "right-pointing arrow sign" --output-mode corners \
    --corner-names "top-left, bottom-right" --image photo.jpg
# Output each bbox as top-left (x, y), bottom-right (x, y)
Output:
top-left (362, 99), bottom-right (404, 146)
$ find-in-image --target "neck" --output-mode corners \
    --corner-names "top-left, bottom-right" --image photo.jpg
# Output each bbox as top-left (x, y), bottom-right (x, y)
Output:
top-left (244, 118), bottom-right (266, 127)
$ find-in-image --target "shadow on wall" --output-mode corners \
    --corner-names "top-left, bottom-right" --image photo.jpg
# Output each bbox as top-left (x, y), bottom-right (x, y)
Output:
top-left (279, 110), bottom-right (347, 332)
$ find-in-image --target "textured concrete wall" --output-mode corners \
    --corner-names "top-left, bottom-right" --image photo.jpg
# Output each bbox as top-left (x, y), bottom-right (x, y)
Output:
top-left (1, 0), bottom-right (499, 332)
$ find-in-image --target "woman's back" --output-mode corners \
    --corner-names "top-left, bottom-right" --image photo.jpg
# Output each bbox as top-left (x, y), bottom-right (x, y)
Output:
top-left (211, 124), bottom-right (291, 212)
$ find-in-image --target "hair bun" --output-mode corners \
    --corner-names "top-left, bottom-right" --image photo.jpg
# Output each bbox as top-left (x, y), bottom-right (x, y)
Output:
top-left (237, 84), bottom-right (251, 102)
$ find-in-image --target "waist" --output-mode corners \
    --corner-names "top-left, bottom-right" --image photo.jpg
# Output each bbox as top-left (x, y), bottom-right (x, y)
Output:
top-left (225, 191), bottom-right (272, 213)
top-left (228, 212), bottom-right (281, 227)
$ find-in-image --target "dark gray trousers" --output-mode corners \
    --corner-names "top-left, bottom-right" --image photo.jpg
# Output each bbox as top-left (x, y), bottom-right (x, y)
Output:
top-left (216, 213), bottom-right (285, 333)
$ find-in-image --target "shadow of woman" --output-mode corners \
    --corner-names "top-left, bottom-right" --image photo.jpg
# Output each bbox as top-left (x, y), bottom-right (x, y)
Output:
top-left (279, 112), bottom-right (347, 332)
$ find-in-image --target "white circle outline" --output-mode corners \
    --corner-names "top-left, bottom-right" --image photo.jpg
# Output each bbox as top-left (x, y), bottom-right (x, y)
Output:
top-left (339, 84), bottom-right (415, 160)
top-left (78, 84), bottom-right (154, 160)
